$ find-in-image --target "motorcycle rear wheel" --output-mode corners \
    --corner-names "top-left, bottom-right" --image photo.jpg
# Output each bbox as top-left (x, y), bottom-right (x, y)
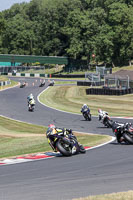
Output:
top-left (56, 139), bottom-right (72, 156)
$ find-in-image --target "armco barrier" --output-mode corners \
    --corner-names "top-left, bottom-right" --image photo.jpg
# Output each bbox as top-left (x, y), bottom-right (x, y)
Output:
top-left (86, 87), bottom-right (133, 95)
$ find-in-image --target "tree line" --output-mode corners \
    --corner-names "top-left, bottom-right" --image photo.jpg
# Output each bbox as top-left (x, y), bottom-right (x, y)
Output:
top-left (0, 0), bottom-right (133, 66)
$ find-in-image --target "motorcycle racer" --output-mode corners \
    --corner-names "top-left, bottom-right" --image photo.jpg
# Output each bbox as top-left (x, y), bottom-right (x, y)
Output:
top-left (29, 98), bottom-right (35, 106)
top-left (81, 104), bottom-right (91, 121)
top-left (46, 124), bottom-right (86, 153)
top-left (27, 93), bottom-right (35, 111)
top-left (98, 109), bottom-right (112, 128)
top-left (98, 109), bottom-right (108, 120)
top-left (81, 104), bottom-right (90, 113)
top-left (27, 93), bottom-right (34, 103)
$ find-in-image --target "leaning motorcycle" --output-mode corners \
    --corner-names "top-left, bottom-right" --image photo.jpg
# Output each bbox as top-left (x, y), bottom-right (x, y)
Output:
top-left (39, 80), bottom-right (45, 87)
top-left (46, 127), bottom-right (86, 156)
top-left (20, 82), bottom-right (26, 88)
top-left (81, 108), bottom-right (91, 121)
top-left (112, 121), bottom-right (133, 144)
top-left (98, 109), bottom-right (112, 128)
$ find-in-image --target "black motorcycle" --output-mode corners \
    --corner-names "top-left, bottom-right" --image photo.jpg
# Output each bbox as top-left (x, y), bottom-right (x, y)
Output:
top-left (20, 82), bottom-right (26, 88)
top-left (81, 109), bottom-right (91, 121)
top-left (39, 80), bottom-right (45, 87)
top-left (112, 121), bottom-right (133, 144)
top-left (46, 128), bottom-right (86, 156)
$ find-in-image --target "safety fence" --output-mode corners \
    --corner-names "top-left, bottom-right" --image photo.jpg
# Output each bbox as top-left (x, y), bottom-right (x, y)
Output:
top-left (0, 72), bottom-right (85, 78)
top-left (0, 72), bottom-right (48, 78)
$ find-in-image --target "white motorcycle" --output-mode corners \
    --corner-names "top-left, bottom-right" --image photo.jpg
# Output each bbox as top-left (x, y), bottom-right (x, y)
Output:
top-left (98, 109), bottom-right (113, 128)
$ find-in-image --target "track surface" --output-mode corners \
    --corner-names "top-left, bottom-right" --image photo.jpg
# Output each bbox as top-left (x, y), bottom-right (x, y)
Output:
top-left (0, 77), bottom-right (133, 200)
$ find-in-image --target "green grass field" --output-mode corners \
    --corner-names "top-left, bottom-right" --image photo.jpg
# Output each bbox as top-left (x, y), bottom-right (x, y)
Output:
top-left (39, 85), bottom-right (133, 117)
top-left (0, 116), bottom-right (110, 159)
top-left (0, 76), bottom-right (8, 82)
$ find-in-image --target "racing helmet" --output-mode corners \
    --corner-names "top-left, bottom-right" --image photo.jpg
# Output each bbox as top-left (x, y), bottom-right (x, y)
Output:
top-left (30, 93), bottom-right (34, 98)
top-left (28, 93), bottom-right (34, 101)
top-left (83, 104), bottom-right (87, 108)
top-left (46, 124), bottom-right (56, 136)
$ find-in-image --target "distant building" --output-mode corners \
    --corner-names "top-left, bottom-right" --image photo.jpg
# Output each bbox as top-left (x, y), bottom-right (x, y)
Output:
top-left (105, 70), bottom-right (133, 89)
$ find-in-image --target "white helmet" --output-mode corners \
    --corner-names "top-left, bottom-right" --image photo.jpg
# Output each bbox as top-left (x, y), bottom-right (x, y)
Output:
top-left (29, 93), bottom-right (34, 98)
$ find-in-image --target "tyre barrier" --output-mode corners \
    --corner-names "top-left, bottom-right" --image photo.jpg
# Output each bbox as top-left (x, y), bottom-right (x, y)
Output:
top-left (77, 81), bottom-right (104, 86)
top-left (86, 87), bottom-right (133, 95)
top-left (52, 74), bottom-right (85, 78)
top-left (0, 80), bottom-right (11, 86)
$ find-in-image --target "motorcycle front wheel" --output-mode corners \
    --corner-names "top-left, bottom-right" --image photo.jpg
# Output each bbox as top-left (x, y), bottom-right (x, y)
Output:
top-left (79, 145), bottom-right (86, 153)
top-left (123, 132), bottom-right (133, 144)
top-left (56, 139), bottom-right (72, 156)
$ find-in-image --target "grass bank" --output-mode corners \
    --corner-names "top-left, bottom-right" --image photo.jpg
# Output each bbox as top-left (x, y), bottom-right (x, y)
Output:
top-left (55, 81), bottom-right (77, 85)
top-left (0, 76), bottom-right (8, 82)
top-left (0, 116), bottom-right (110, 159)
top-left (39, 85), bottom-right (133, 117)
top-left (73, 190), bottom-right (133, 200)
top-left (0, 76), bottom-right (18, 90)
top-left (18, 65), bottom-right (133, 75)
top-left (0, 80), bottom-right (18, 90)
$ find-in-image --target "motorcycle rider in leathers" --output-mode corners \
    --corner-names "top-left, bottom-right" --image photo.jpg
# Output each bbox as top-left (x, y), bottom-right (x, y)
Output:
top-left (81, 104), bottom-right (90, 114)
top-left (47, 124), bottom-right (85, 153)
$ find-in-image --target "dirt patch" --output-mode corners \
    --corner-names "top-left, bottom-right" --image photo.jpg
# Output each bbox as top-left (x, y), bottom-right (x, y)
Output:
top-left (0, 133), bottom-right (44, 138)
top-left (0, 131), bottom-right (96, 138)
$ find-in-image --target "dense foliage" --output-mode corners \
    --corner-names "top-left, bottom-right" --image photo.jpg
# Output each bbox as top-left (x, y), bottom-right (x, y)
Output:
top-left (0, 0), bottom-right (133, 66)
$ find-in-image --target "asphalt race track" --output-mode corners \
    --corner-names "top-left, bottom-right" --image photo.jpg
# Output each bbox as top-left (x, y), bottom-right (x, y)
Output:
top-left (0, 77), bottom-right (133, 200)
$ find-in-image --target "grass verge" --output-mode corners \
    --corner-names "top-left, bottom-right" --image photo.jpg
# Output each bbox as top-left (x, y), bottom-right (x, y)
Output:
top-left (0, 116), bottom-right (111, 159)
top-left (39, 85), bottom-right (133, 117)
top-left (0, 76), bottom-right (8, 82)
top-left (55, 81), bottom-right (77, 85)
top-left (73, 190), bottom-right (133, 200)
top-left (0, 78), bottom-right (18, 90)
